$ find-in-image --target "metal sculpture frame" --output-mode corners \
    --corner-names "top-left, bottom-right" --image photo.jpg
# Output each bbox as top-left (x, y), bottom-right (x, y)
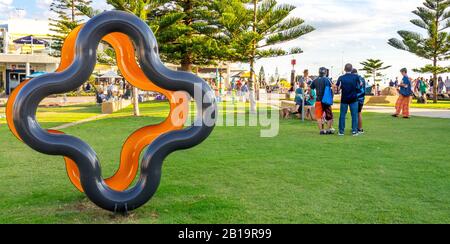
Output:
top-left (6, 11), bottom-right (217, 213)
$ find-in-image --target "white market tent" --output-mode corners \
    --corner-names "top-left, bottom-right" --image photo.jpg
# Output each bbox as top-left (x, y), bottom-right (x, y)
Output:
top-left (100, 70), bottom-right (122, 79)
top-left (98, 70), bottom-right (123, 84)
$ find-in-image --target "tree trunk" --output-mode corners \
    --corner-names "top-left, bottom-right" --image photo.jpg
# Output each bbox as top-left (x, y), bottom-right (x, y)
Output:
top-left (249, 59), bottom-right (257, 113)
top-left (248, 0), bottom-right (258, 113)
top-left (180, 0), bottom-right (193, 73)
top-left (71, 0), bottom-right (76, 22)
top-left (180, 54), bottom-right (193, 72)
top-left (433, 12), bottom-right (439, 104)
top-left (433, 58), bottom-right (438, 104)
top-left (132, 86), bottom-right (140, 116)
top-left (373, 70), bottom-right (377, 96)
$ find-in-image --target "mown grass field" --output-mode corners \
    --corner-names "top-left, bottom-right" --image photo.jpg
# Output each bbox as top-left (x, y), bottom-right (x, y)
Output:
top-left (0, 101), bottom-right (449, 223)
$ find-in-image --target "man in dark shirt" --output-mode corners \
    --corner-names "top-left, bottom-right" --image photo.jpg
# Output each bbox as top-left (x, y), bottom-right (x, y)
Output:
top-left (336, 64), bottom-right (361, 136)
top-left (389, 80), bottom-right (395, 87)
top-left (310, 67), bottom-right (334, 135)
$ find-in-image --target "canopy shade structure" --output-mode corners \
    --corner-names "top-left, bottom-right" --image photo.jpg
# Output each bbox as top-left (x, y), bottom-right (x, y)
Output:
top-left (100, 70), bottom-right (122, 79)
top-left (13, 35), bottom-right (48, 45)
top-left (26, 72), bottom-right (47, 78)
top-left (240, 71), bottom-right (256, 79)
top-left (230, 72), bottom-right (243, 78)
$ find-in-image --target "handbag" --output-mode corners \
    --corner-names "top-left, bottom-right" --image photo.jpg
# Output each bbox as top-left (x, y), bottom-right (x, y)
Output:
top-left (322, 78), bottom-right (334, 106)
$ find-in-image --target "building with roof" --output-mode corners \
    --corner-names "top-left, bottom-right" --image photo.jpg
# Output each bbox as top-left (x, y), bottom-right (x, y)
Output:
top-left (0, 17), bottom-right (59, 95)
top-left (0, 13), bottom-right (248, 97)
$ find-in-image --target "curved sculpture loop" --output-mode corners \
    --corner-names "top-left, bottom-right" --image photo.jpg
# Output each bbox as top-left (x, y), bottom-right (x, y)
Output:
top-left (6, 10), bottom-right (217, 213)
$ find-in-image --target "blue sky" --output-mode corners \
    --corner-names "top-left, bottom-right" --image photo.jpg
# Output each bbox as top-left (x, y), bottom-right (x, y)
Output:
top-left (1, 0), bottom-right (447, 80)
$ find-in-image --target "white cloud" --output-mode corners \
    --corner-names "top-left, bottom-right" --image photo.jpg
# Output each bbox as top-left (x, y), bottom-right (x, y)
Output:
top-left (257, 0), bottom-right (441, 80)
top-left (34, 0), bottom-right (111, 19)
top-left (92, 0), bottom-right (111, 11)
top-left (36, 0), bottom-right (52, 8)
top-left (35, 0), bottom-right (56, 19)
top-left (0, 0), bottom-right (14, 19)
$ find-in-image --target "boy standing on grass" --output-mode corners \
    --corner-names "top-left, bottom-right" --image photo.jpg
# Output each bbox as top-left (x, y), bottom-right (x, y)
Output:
top-left (392, 68), bottom-right (413, 119)
top-left (352, 69), bottom-right (366, 134)
top-left (310, 67), bottom-right (335, 135)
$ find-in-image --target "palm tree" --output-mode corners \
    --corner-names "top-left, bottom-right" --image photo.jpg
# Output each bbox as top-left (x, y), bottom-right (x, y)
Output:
top-left (388, 0), bottom-right (450, 103)
top-left (360, 59), bottom-right (391, 85)
top-left (79, 0), bottom-right (184, 116)
top-left (49, 0), bottom-right (93, 57)
top-left (215, 0), bottom-right (314, 112)
top-left (104, 0), bottom-right (150, 116)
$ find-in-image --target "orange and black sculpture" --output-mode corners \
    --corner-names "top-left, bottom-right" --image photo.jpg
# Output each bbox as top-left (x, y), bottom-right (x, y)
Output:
top-left (6, 11), bottom-right (217, 212)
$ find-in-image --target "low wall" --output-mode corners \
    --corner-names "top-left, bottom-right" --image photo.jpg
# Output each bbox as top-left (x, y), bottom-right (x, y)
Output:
top-left (101, 99), bottom-right (132, 114)
top-left (365, 96), bottom-right (398, 104)
top-left (281, 100), bottom-right (296, 109)
top-left (282, 95), bottom-right (398, 107)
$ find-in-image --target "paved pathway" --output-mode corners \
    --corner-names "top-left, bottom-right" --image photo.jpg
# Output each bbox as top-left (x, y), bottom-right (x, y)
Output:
top-left (362, 106), bottom-right (450, 119)
top-left (1, 96), bottom-right (95, 107)
top-left (1, 96), bottom-right (101, 129)
top-left (39, 96), bottom-right (96, 106)
top-left (267, 95), bottom-right (450, 119)
top-left (50, 113), bottom-right (109, 130)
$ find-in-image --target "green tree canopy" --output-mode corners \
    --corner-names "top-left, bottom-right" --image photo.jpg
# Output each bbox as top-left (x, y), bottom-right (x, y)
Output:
top-left (388, 0), bottom-right (450, 102)
top-left (216, 0), bottom-right (314, 111)
top-left (49, 0), bottom-right (93, 56)
top-left (360, 59), bottom-right (391, 82)
top-left (103, 0), bottom-right (225, 72)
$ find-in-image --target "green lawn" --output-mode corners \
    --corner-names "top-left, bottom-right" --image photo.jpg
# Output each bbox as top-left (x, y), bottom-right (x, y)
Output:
top-left (0, 103), bottom-right (101, 127)
top-left (0, 101), bottom-right (449, 223)
top-left (285, 97), bottom-right (450, 109)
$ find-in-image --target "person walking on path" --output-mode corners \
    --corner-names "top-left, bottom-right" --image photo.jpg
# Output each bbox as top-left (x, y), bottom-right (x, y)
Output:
top-left (336, 64), bottom-right (361, 136)
top-left (418, 77), bottom-right (428, 104)
top-left (392, 68), bottom-right (413, 119)
top-left (389, 79), bottom-right (395, 87)
top-left (310, 67), bottom-right (335, 135)
top-left (445, 76), bottom-right (450, 94)
top-left (438, 77), bottom-right (445, 94)
top-left (241, 82), bottom-right (249, 103)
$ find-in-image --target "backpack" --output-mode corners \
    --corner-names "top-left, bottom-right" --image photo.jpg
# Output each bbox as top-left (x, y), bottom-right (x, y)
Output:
top-left (322, 78), bottom-right (334, 106)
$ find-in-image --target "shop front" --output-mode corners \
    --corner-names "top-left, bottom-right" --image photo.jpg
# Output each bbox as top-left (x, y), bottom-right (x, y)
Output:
top-left (4, 64), bottom-right (34, 95)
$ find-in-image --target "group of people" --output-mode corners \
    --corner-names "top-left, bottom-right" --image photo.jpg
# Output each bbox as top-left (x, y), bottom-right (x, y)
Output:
top-left (226, 79), bottom-right (250, 103)
top-left (390, 76), bottom-right (450, 96)
top-left (295, 64), bottom-right (415, 136)
top-left (293, 64), bottom-right (366, 136)
top-left (96, 79), bottom-right (133, 103)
